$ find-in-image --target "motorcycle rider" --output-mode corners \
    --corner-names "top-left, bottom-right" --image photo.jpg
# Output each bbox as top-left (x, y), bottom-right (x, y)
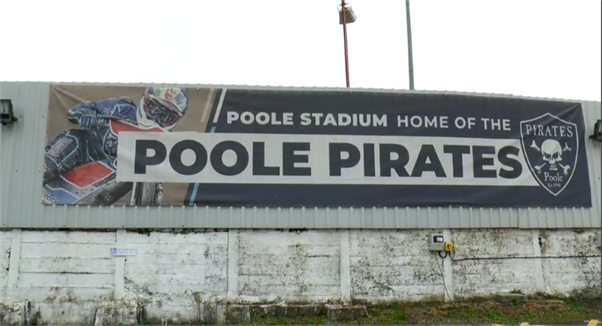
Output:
top-left (42, 87), bottom-right (188, 204)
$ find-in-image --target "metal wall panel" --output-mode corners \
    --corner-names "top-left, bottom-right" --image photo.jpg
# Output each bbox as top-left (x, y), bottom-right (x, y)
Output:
top-left (1, 82), bottom-right (599, 229)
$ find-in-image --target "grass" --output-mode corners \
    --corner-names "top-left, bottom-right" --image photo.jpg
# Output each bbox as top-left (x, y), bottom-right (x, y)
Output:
top-left (563, 297), bottom-right (586, 310)
top-left (244, 298), bottom-right (601, 325)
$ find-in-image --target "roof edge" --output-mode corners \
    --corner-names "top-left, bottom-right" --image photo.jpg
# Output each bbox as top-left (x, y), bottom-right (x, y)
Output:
top-left (0, 81), bottom-right (598, 104)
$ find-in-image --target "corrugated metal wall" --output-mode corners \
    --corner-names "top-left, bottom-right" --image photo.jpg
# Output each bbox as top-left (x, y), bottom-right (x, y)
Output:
top-left (1, 82), bottom-right (600, 229)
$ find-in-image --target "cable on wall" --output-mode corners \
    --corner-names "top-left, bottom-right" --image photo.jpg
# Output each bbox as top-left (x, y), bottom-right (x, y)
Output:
top-left (449, 253), bottom-right (601, 262)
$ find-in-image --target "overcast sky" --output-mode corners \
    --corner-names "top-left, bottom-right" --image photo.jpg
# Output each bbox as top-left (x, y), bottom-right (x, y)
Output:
top-left (0, 0), bottom-right (600, 101)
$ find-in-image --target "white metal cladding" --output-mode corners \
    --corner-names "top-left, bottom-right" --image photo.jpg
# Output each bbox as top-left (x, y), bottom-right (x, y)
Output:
top-left (0, 82), bottom-right (600, 229)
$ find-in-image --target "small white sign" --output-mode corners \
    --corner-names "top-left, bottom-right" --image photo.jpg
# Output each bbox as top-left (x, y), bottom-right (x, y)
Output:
top-left (110, 247), bottom-right (137, 256)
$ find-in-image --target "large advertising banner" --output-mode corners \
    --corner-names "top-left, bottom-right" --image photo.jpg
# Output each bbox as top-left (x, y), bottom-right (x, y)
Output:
top-left (43, 85), bottom-right (592, 207)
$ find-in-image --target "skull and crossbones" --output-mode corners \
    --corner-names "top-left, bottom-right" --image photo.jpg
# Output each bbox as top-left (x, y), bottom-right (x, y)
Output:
top-left (530, 139), bottom-right (572, 175)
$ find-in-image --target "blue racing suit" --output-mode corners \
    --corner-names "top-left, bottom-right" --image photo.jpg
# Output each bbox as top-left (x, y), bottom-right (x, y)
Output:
top-left (42, 97), bottom-right (147, 205)
top-left (43, 96), bottom-right (140, 183)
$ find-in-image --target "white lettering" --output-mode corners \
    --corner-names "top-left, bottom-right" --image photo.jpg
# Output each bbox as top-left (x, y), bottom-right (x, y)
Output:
top-left (283, 112), bottom-right (293, 125)
top-left (227, 111), bottom-right (239, 124)
top-left (398, 115), bottom-right (409, 128)
top-left (467, 117), bottom-right (476, 129)
top-left (311, 113), bottom-right (324, 125)
top-left (425, 116), bottom-right (437, 128)
top-left (373, 114), bottom-right (387, 127)
top-left (410, 116), bottom-right (422, 128)
top-left (271, 112), bottom-right (282, 125)
top-left (240, 112), bottom-right (254, 125)
top-left (300, 113), bottom-right (311, 126)
top-left (481, 118), bottom-right (489, 130)
top-left (338, 114), bottom-right (351, 126)
top-left (256, 112), bottom-right (269, 125)
top-left (226, 111), bottom-right (291, 126)
top-left (455, 117), bottom-right (466, 129)
top-left (544, 126), bottom-right (552, 137)
top-left (544, 172), bottom-right (564, 183)
top-left (359, 114), bottom-right (371, 127)
top-left (527, 124), bottom-right (575, 138)
top-left (440, 116), bottom-right (449, 128)
top-left (323, 114), bottom-right (337, 126)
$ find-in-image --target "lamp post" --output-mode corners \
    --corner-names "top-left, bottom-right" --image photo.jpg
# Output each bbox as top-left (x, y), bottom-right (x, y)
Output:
top-left (405, 0), bottom-right (415, 90)
top-left (338, 1), bottom-right (356, 88)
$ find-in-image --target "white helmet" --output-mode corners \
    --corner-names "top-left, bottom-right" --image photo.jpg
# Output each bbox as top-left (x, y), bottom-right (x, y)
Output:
top-left (137, 87), bottom-right (188, 131)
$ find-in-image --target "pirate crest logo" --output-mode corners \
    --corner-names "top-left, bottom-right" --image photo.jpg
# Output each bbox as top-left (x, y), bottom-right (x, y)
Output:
top-left (520, 113), bottom-right (579, 196)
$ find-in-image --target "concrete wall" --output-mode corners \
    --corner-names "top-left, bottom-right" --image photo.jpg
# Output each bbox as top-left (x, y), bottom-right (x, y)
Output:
top-left (237, 230), bottom-right (341, 302)
top-left (349, 231), bottom-right (445, 301)
top-left (0, 231), bottom-right (10, 299)
top-left (541, 231), bottom-right (601, 297)
top-left (452, 230), bottom-right (541, 298)
top-left (124, 231), bottom-right (228, 301)
top-left (0, 228), bottom-right (600, 324)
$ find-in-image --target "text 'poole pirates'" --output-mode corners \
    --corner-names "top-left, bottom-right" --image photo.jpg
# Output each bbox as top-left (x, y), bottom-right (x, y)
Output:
top-left (132, 138), bottom-right (523, 180)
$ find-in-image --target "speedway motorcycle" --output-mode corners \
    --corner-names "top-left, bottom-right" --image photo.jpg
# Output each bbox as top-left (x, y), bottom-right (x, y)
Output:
top-left (42, 115), bottom-right (165, 206)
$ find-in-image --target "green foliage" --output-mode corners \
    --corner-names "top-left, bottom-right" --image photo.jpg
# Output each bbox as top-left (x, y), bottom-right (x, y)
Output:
top-left (563, 297), bottom-right (586, 310)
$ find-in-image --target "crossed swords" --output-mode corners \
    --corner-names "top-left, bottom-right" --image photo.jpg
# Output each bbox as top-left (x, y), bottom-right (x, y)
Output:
top-left (529, 140), bottom-right (572, 175)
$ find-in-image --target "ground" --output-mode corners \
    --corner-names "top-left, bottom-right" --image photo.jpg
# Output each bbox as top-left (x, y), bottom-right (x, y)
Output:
top-left (245, 297), bottom-right (601, 325)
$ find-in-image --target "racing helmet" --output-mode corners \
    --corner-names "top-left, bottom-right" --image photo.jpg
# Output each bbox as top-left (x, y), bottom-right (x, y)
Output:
top-left (137, 87), bottom-right (188, 130)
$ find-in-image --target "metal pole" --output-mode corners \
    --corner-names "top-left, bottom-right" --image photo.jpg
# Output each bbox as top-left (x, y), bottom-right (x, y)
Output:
top-left (405, 0), bottom-right (415, 90)
top-left (342, 0), bottom-right (350, 88)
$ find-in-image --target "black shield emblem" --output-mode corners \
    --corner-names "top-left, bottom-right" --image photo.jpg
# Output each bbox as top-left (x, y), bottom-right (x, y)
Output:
top-left (520, 113), bottom-right (579, 196)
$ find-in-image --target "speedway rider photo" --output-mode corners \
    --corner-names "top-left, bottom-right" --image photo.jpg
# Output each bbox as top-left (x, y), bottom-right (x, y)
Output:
top-left (42, 87), bottom-right (189, 206)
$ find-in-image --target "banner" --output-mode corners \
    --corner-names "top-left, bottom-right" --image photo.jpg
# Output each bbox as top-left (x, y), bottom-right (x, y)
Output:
top-left (43, 85), bottom-right (592, 207)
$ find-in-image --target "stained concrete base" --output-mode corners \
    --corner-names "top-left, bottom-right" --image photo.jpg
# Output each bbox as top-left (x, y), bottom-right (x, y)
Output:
top-left (0, 301), bottom-right (372, 325)
top-left (327, 305), bottom-right (368, 322)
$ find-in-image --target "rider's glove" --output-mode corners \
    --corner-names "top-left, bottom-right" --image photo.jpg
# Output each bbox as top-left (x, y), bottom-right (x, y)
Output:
top-left (79, 114), bottom-right (97, 129)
